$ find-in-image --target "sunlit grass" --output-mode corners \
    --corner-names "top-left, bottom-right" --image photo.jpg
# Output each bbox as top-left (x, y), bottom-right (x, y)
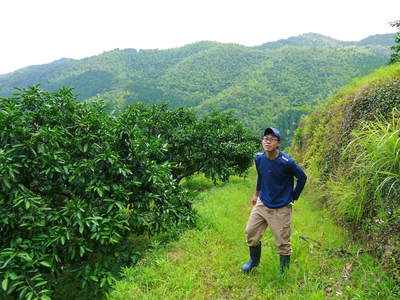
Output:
top-left (108, 169), bottom-right (399, 299)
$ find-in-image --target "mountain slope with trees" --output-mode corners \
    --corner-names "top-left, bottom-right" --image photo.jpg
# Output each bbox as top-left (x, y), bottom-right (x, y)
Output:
top-left (256, 32), bottom-right (395, 49)
top-left (0, 33), bottom-right (395, 142)
top-left (194, 45), bottom-right (388, 136)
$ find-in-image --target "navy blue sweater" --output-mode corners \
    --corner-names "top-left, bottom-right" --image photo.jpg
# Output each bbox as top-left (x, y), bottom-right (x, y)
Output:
top-left (255, 151), bottom-right (307, 208)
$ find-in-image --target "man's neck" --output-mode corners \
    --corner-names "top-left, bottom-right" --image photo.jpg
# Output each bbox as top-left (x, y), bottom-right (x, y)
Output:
top-left (265, 149), bottom-right (280, 160)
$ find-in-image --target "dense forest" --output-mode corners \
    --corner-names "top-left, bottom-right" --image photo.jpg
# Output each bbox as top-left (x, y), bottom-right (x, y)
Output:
top-left (0, 33), bottom-right (395, 144)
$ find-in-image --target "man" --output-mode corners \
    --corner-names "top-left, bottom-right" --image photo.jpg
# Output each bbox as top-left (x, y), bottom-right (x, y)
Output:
top-left (241, 127), bottom-right (307, 275)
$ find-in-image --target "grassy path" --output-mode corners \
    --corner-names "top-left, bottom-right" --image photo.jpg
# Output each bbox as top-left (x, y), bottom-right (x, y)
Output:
top-left (108, 170), bottom-right (398, 299)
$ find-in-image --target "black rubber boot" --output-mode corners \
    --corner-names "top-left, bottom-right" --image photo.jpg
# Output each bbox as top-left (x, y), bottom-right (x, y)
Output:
top-left (280, 255), bottom-right (290, 275)
top-left (241, 242), bottom-right (261, 272)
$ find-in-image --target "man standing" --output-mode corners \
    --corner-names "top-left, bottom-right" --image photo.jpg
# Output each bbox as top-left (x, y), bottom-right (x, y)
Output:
top-left (241, 127), bottom-right (307, 275)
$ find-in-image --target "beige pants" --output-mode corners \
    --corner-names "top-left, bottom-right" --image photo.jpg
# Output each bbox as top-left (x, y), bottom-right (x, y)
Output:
top-left (245, 198), bottom-right (292, 255)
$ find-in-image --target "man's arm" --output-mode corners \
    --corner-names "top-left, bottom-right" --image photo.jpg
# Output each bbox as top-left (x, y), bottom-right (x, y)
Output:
top-left (291, 161), bottom-right (307, 200)
top-left (253, 156), bottom-right (262, 205)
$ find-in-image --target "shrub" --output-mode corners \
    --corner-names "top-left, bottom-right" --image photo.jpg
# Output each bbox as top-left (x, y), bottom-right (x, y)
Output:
top-left (116, 104), bottom-right (260, 183)
top-left (0, 86), bottom-right (257, 298)
top-left (0, 87), bottom-right (193, 299)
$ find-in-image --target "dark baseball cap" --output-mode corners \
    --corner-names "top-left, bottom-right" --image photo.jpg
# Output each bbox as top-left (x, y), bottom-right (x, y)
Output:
top-left (264, 127), bottom-right (281, 140)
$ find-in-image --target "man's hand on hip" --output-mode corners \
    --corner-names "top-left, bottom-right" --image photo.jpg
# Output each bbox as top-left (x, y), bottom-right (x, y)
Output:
top-left (251, 195), bottom-right (258, 206)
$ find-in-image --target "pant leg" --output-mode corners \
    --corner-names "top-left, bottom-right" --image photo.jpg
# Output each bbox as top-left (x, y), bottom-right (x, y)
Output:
top-left (265, 205), bottom-right (292, 256)
top-left (245, 199), bottom-right (268, 247)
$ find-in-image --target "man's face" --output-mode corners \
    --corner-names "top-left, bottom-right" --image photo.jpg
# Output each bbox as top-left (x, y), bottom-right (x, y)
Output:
top-left (262, 134), bottom-right (281, 152)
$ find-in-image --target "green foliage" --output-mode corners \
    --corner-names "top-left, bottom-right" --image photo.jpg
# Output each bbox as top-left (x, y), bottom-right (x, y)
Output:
top-left (0, 86), bottom-right (132, 298)
top-left (329, 110), bottom-right (400, 222)
top-left (194, 46), bottom-right (388, 145)
top-left (0, 86), bottom-right (257, 298)
top-left (389, 20), bottom-right (400, 64)
top-left (117, 103), bottom-right (259, 184)
top-left (329, 111), bottom-right (400, 282)
top-left (292, 67), bottom-right (400, 178)
top-left (290, 63), bottom-right (400, 283)
top-left (58, 70), bottom-right (115, 99)
top-left (160, 44), bottom-right (267, 106)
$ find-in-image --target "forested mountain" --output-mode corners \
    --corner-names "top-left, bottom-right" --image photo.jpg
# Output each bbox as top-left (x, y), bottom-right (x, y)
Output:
top-left (255, 32), bottom-right (395, 49)
top-left (194, 46), bottom-right (388, 133)
top-left (0, 33), bottom-right (395, 143)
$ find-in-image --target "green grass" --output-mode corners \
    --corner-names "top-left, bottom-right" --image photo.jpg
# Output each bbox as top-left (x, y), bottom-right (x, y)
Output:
top-left (108, 169), bottom-right (399, 299)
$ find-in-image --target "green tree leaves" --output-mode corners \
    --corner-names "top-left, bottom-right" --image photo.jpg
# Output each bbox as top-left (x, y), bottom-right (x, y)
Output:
top-left (0, 86), bottom-right (257, 298)
top-left (389, 20), bottom-right (400, 64)
top-left (118, 103), bottom-right (259, 183)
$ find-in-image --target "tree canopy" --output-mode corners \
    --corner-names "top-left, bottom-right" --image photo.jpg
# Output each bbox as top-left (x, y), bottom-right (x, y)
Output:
top-left (0, 86), bottom-right (258, 299)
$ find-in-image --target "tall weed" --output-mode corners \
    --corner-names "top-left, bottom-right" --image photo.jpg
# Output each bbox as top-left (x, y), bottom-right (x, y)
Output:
top-left (326, 108), bottom-right (399, 228)
top-left (343, 109), bottom-right (400, 219)
top-left (327, 176), bottom-right (369, 222)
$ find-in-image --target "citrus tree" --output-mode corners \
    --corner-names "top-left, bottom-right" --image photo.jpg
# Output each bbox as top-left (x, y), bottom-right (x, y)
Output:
top-left (118, 103), bottom-right (259, 183)
top-left (0, 86), bottom-right (258, 299)
top-left (0, 87), bottom-right (193, 299)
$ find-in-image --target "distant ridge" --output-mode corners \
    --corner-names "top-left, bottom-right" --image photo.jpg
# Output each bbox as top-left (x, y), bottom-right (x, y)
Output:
top-left (0, 32), bottom-right (395, 143)
top-left (255, 32), bottom-right (396, 50)
top-left (14, 58), bottom-right (75, 74)
top-left (355, 33), bottom-right (396, 46)
top-left (1, 33), bottom-right (394, 77)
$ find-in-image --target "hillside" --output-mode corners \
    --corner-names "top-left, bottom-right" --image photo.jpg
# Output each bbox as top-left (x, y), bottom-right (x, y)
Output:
top-left (290, 62), bottom-right (400, 283)
top-left (194, 46), bottom-right (388, 134)
top-left (0, 33), bottom-right (395, 142)
top-left (0, 41), bottom-right (219, 103)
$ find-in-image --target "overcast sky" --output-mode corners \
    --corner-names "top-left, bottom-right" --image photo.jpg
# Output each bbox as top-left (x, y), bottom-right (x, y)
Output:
top-left (0, 0), bottom-right (399, 75)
